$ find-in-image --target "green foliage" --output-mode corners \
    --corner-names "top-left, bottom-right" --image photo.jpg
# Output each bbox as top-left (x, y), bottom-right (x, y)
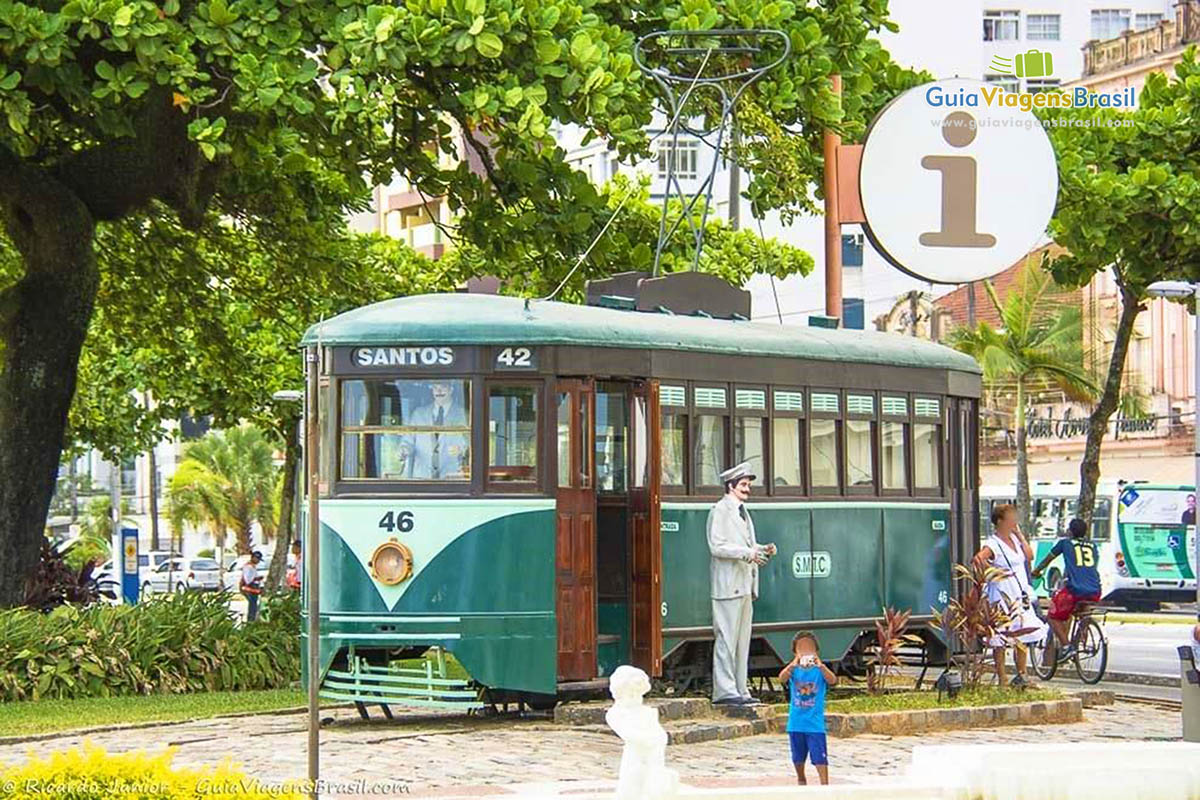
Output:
top-left (0, 591), bottom-right (299, 702)
top-left (197, 547), bottom-right (216, 559)
top-left (0, 743), bottom-right (303, 799)
top-left (167, 426), bottom-right (279, 556)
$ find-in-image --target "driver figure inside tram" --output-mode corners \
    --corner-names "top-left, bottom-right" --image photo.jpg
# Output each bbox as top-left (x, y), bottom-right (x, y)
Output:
top-left (401, 381), bottom-right (469, 479)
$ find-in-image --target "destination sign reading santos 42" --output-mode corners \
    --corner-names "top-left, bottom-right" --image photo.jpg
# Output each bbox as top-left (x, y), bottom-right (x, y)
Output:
top-left (353, 346), bottom-right (456, 367)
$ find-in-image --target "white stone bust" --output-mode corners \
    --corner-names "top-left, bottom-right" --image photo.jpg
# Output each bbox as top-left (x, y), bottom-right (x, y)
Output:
top-left (605, 665), bottom-right (679, 800)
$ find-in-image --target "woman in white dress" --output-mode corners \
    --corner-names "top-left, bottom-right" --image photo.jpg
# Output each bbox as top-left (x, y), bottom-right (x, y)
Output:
top-left (973, 503), bottom-right (1048, 687)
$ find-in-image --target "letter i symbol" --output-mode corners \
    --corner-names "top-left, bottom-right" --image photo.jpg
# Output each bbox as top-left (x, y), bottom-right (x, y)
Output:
top-left (919, 112), bottom-right (996, 248)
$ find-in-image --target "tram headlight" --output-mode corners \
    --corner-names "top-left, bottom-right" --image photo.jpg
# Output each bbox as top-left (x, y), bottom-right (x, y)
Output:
top-left (370, 539), bottom-right (414, 585)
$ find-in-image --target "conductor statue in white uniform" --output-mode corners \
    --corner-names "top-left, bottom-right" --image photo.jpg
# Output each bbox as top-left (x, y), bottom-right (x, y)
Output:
top-left (707, 462), bottom-right (776, 705)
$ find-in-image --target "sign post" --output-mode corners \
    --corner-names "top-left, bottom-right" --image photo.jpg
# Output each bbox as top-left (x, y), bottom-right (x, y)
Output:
top-left (305, 346), bottom-right (321, 798)
top-left (120, 527), bottom-right (139, 605)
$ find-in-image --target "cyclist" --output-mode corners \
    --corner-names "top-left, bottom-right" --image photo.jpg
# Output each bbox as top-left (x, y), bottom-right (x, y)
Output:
top-left (1032, 518), bottom-right (1101, 660)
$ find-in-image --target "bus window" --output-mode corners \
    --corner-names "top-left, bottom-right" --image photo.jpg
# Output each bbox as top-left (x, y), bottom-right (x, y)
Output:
top-left (772, 418), bottom-right (803, 490)
top-left (340, 379), bottom-right (471, 481)
top-left (595, 383), bottom-right (628, 492)
top-left (881, 420), bottom-right (907, 491)
top-left (487, 385), bottom-right (538, 484)
top-left (1034, 499), bottom-right (1061, 538)
top-left (734, 417), bottom-right (766, 487)
top-left (913, 422), bottom-right (941, 491)
top-left (693, 415), bottom-right (727, 489)
top-left (1092, 497), bottom-right (1112, 541)
top-left (809, 419), bottom-right (839, 489)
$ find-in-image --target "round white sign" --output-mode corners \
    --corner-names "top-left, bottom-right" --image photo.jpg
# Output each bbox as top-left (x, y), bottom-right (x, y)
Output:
top-left (859, 79), bottom-right (1058, 284)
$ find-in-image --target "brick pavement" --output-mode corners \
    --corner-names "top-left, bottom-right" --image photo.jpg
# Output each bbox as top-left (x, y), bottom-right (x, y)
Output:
top-left (0, 702), bottom-right (1180, 798)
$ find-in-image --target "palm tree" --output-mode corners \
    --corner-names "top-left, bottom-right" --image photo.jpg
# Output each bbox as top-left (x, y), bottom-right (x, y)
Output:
top-left (167, 426), bottom-right (279, 558)
top-left (950, 259), bottom-right (1097, 533)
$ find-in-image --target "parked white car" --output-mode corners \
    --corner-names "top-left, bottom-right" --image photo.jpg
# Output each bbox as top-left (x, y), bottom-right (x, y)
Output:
top-left (141, 558), bottom-right (222, 595)
top-left (139, 549), bottom-right (181, 578)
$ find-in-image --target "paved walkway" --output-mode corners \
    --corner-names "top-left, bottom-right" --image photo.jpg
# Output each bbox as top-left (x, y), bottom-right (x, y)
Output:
top-left (0, 702), bottom-right (1180, 797)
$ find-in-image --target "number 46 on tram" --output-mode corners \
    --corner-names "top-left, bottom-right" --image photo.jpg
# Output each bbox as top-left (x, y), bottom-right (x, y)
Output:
top-left (298, 287), bottom-right (982, 712)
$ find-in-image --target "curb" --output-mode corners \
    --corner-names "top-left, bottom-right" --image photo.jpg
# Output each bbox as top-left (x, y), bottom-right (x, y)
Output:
top-left (0, 703), bottom-right (352, 747)
top-left (820, 697), bottom-right (1084, 738)
top-left (1100, 671), bottom-right (1181, 688)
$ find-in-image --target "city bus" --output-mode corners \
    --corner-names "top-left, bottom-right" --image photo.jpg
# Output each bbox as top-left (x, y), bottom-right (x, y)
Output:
top-left (980, 481), bottom-right (1196, 611)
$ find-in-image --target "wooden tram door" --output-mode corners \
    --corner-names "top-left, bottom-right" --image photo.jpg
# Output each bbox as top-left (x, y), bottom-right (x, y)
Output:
top-left (555, 379), bottom-right (597, 681)
top-left (629, 380), bottom-right (663, 676)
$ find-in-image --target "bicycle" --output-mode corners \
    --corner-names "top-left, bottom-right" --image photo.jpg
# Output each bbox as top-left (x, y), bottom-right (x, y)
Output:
top-left (1031, 601), bottom-right (1108, 684)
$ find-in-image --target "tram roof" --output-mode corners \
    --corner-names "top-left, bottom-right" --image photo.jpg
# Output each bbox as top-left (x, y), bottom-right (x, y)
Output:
top-left (300, 293), bottom-right (981, 373)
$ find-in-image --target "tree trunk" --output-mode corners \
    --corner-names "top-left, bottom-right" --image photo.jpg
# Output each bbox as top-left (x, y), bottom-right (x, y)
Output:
top-left (267, 416), bottom-right (299, 590)
top-left (1076, 280), bottom-right (1142, 524)
top-left (1015, 380), bottom-right (1031, 534)
top-left (235, 519), bottom-right (253, 556)
top-left (0, 181), bottom-right (98, 608)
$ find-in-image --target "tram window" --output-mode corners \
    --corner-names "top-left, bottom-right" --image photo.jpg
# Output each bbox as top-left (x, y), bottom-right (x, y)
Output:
top-left (772, 418), bottom-right (803, 490)
top-left (340, 379), bottom-right (471, 481)
top-left (694, 414), bottom-right (727, 488)
top-left (487, 385), bottom-right (538, 484)
top-left (661, 411), bottom-right (687, 489)
top-left (881, 421), bottom-right (908, 491)
top-left (557, 393), bottom-right (571, 488)
top-left (844, 419), bottom-right (874, 489)
top-left (913, 422), bottom-right (941, 491)
top-left (733, 417), bottom-right (766, 487)
top-left (595, 384), bottom-right (628, 493)
top-left (809, 419), bottom-right (839, 489)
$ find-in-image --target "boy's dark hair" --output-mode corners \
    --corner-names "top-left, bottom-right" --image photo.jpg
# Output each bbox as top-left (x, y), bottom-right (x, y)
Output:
top-left (990, 503), bottom-right (1016, 527)
top-left (791, 631), bottom-right (819, 653)
top-left (1068, 518), bottom-right (1088, 539)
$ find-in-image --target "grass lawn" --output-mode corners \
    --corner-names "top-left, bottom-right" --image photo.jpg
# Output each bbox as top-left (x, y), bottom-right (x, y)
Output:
top-left (0, 688), bottom-right (310, 738)
top-left (769, 686), bottom-right (1062, 716)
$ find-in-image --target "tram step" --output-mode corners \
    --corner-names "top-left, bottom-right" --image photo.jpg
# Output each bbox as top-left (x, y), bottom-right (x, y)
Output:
top-left (554, 696), bottom-right (712, 726)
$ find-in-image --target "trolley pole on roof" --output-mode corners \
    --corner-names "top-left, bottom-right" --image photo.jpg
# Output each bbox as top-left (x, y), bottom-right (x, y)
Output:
top-left (305, 346), bottom-right (321, 798)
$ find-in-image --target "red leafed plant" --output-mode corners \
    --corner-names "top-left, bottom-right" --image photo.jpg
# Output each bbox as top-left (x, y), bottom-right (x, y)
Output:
top-left (866, 607), bottom-right (923, 694)
top-left (933, 562), bottom-right (1022, 690)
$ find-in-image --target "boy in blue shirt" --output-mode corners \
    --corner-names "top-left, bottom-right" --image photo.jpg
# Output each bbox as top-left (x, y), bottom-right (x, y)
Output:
top-left (777, 631), bottom-right (838, 785)
top-left (1033, 518), bottom-right (1101, 659)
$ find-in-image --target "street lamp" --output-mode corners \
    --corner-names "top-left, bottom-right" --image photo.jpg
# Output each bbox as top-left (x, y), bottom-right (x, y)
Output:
top-left (1146, 280), bottom-right (1199, 609)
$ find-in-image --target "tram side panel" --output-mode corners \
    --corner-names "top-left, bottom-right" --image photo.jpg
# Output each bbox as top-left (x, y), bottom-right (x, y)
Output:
top-left (301, 499), bottom-right (558, 695)
top-left (660, 501), bottom-right (952, 669)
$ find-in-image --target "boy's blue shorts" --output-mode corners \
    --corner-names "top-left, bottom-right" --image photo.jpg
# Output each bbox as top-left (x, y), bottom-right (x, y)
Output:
top-left (788, 731), bottom-right (828, 766)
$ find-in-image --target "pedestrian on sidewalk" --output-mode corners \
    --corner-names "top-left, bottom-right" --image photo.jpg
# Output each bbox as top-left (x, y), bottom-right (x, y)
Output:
top-left (285, 540), bottom-right (302, 590)
top-left (974, 503), bottom-right (1047, 688)
top-left (778, 631), bottom-right (837, 786)
top-left (240, 550), bottom-right (264, 621)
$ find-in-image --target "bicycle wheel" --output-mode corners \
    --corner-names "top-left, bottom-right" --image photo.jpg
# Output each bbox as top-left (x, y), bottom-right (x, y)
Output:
top-left (1073, 617), bottom-right (1108, 685)
top-left (1031, 630), bottom-right (1058, 681)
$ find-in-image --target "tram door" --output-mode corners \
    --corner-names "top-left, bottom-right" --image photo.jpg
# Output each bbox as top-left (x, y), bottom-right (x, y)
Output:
top-left (555, 379), bottom-right (597, 681)
top-left (629, 380), bottom-right (663, 676)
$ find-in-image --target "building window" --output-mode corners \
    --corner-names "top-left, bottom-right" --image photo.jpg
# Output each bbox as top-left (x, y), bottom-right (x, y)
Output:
top-left (841, 233), bottom-right (864, 267)
top-left (1134, 12), bottom-right (1163, 31)
top-left (1026, 13), bottom-right (1061, 40)
top-left (1091, 9), bottom-right (1131, 40)
top-left (1025, 78), bottom-right (1061, 93)
top-left (983, 10), bottom-right (1019, 41)
top-left (657, 138), bottom-right (700, 181)
top-left (488, 385), bottom-right (538, 484)
top-left (340, 379), bottom-right (472, 481)
top-left (984, 74), bottom-right (1019, 94)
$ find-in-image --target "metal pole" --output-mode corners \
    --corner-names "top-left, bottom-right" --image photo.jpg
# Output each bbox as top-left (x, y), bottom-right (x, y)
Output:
top-left (823, 74), bottom-right (842, 322)
top-left (110, 460), bottom-right (120, 574)
top-left (1193, 289), bottom-right (1199, 610)
top-left (728, 122), bottom-right (741, 231)
top-left (305, 346), bottom-right (321, 798)
top-left (144, 392), bottom-right (161, 551)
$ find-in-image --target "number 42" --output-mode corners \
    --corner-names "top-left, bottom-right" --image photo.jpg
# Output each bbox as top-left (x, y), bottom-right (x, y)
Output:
top-left (378, 511), bottom-right (414, 533)
top-left (496, 347), bottom-right (532, 367)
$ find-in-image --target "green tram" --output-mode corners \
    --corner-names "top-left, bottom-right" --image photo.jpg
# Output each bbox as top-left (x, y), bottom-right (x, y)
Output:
top-left (298, 287), bottom-right (983, 711)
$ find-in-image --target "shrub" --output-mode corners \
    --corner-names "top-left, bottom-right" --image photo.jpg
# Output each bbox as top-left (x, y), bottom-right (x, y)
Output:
top-left (197, 548), bottom-right (216, 559)
top-left (0, 591), bottom-right (299, 702)
top-left (866, 607), bottom-right (921, 694)
top-left (0, 743), bottom-right (303, 799)
top-left (933, 562), bottom-right (1022, 689)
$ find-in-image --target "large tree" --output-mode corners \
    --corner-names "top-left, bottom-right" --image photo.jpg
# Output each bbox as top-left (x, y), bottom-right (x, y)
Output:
top-left (1046, 52), bottom-right (1200, 522)
top-left (949, 259), bottom-right (1096, 533)
top-left (0, 0), bottom-right (910, 605)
